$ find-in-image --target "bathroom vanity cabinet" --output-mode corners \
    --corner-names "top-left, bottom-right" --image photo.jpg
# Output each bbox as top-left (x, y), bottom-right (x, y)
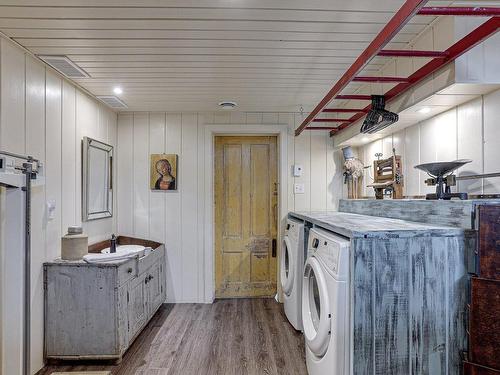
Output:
top-left (44, 240), bottom-right (166, 363)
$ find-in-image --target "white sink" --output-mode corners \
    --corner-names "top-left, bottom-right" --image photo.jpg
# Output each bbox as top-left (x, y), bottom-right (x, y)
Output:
top-left (101, 244), bottom-right (146, 257)
top-left (83, 244), bottom-right (150, 264)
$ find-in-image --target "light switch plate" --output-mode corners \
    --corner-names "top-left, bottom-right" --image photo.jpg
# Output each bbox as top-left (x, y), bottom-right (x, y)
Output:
top-left (294, 183), bottom-right (305, 194)
top-left (293, 164), bottom-right (303, 177)
top-left (46, 200), bottom-right (56, 221)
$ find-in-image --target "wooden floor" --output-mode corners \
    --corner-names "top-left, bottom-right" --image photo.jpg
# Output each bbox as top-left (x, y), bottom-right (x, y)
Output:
top-left (39, 298), bottom-right (307, 375)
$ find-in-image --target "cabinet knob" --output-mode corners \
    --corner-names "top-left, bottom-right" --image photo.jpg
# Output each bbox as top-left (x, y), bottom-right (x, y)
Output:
top-left (127, 268), bottom-right (133, 273)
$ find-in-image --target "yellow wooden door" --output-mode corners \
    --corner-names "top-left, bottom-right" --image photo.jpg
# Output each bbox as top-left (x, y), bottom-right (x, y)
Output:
top-left (215, 136), bottom-right (278, 298)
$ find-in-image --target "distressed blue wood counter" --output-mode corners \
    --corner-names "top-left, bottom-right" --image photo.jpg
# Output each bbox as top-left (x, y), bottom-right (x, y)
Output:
top-left (290, 211), bottom-right (467, 375)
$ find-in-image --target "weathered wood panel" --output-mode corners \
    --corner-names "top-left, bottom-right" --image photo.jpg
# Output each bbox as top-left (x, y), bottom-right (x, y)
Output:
top-left (351, 239), bottom-right (374, 375)
top-left (469, 277), bottom-right (500, 370)
top-left (478, 205), bottom-right (500, 280)
top-left (44, 265), bottom-right (119, 357)
top-left (292, 211), bottom-right (468, 375)
top-left (44, 244), bottom-right (166, 362)
top-left (339, 199), bottom-right (500, 229)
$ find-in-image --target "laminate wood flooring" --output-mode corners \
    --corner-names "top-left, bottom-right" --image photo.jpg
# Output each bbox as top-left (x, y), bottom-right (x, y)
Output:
top-left (38, 298), bottom-right (307, 375)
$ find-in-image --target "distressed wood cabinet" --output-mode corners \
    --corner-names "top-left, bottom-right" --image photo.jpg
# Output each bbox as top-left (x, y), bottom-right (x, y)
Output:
top-left (44, 244), bottom-right (166, 362)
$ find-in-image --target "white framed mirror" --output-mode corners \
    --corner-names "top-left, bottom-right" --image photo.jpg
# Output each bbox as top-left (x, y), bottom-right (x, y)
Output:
top-left (82, 137), bottom-right (113, 221)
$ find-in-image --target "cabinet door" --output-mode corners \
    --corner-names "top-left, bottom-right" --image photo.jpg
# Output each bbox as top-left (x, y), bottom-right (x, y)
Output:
top-left (147, 262), bottom-right (165, 315)
top-left (127, 274), bottom-right (147, 340)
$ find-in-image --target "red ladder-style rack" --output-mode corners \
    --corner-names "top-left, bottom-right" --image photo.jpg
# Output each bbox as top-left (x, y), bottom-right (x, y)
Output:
top-left (294, 1), bottom-right (500, 136)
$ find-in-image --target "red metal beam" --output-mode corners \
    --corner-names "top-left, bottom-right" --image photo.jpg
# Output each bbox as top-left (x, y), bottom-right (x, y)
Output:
top-left (378, 49), bottom-right (448, 58)
top-left (353, 76), bottom-right (409, 83)
top-left (322, 108), bottom-right (368, 113)
top-left (294, 0), bottom-right (430, 136)
top-left (312, 118), bottom-right (352, 123)
top-left (418, 7), bottom-right (500, 16)
top-left (330, 17), bottom-right (500, 136)
top-left (335, 95), bottom-right (372, 100)
top-left (305, 127), bottom-right (339, 130)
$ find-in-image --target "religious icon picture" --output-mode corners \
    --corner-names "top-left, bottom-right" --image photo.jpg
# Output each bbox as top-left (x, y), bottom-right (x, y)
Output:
top-left (150, 154), bottom-right (178, 190)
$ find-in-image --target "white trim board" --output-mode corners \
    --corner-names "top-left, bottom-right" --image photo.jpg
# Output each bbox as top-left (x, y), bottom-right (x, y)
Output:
top-left (202, 123), bottom-right (289, 303)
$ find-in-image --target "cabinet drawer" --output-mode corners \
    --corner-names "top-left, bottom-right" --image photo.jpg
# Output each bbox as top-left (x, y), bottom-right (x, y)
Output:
top-left (138, 246), bottom-right (164, 275)
top-left (117, 259), bottom-right (137, 286)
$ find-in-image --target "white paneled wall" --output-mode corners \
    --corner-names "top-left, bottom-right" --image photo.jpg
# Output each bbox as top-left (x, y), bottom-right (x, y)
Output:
top-left (0, 37), bottom-right (117, 375)
top-left (117, 111), bottom-right (344, 303)
top-left (360, 88), bottom-right (500, 197)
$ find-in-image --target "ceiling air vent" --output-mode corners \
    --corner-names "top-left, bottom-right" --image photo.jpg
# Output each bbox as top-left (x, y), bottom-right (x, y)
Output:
top-left (37, 55), bottom-right (90, 78)
top-left (96, 95), bottom-right (128, 109)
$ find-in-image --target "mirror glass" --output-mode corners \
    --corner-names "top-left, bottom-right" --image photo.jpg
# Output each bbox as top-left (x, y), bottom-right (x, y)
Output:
top-left (82, 137), bottom-right (113, 221)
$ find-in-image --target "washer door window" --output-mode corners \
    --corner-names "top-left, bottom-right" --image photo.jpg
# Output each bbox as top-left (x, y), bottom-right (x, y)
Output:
top-left (281, 237), bottom-right (294, 295)
top-left (302, 256), bottom-right (331, 357)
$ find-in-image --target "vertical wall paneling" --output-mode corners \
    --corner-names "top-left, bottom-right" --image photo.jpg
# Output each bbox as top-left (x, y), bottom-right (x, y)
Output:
top-left (61, 81), bottom-right (76, 232)
top-left (405, 125), bottom-right (421, 196)
top-left (132, 113), bottom-right (150, 239)
top-left (181, 113), bottom-right (199, 302)
top-left (149, 113), bottom-right (166, 244)
top-left (280, 113), bottom-right (295, 214)
top-left (165, 113), bottom-right (182, 301)
top-left (0, 36), bottom-right (117, 375)
top-left (117, 111), bottom-right (340, 303)
top-left (0, 39), bottom-right (26, 154)
top-left (483, 89), bottom-right (500, 193)
top-left (116, 114), bottom-right (134, 236)
top-left (45, 71), bottom-right (62, 262)
top-left (293, 113), bottom-right (311, 211)
top-left (457, 97), bottom-right (483, 194)
top-left (246, 112), bottom-right (263, 124)
top-left (196, 116), bottom-right (207, 301)
top-left (25, 56), bottom-right (46, 373)
top-left (310, 132), bottom-right (327, 210)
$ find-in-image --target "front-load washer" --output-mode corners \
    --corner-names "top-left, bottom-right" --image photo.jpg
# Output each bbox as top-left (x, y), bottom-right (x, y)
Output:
top-left (281, 217), bottom-right (305, 331)
top-left (302, 227), bottom-right (350, 375)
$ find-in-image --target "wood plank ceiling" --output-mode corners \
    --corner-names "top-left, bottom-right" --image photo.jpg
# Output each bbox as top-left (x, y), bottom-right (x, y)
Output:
top-left (0, 0), bottom-right (492, 112)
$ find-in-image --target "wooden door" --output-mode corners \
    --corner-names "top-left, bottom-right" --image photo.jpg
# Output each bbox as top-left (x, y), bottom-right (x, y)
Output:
top-left (215, 136), bottom-right (278, 298)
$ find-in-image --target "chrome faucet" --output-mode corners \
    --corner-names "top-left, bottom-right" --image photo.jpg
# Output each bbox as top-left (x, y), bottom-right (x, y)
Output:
top-left (110, 234), bottom-right (117, 253)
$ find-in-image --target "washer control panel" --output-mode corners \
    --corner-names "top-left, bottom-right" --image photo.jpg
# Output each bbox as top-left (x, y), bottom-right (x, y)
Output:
top-left (285, 218), bottom-right (302, 242)
top-left (308, 227), bottom-right (350, 280)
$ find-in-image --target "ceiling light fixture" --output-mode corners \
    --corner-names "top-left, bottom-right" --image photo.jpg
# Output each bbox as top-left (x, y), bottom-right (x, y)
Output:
top-left (113, 87), bottom-right (123, 95)
top-left (417, 107), bottom-right (431, 114)
top-left (218, 101), bottom-right (237, 110)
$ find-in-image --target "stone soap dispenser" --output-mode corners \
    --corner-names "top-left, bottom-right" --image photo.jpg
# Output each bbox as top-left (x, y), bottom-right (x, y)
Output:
top-left (61, 226), bottom-right (88, 260)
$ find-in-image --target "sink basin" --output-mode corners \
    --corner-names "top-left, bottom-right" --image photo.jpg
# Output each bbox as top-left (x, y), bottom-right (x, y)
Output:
top-left (101, 244), bottom-right (146, 257)
top-left (83, 244), bottom-right (151, 264)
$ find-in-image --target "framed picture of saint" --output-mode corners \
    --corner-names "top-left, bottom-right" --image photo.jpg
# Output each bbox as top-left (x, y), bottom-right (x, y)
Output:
top-left (150, 154), bottom-right (178, 190)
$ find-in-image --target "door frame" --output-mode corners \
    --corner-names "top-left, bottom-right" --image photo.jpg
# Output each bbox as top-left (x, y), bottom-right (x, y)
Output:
top-left (203, 124), bottom-right (289, 303)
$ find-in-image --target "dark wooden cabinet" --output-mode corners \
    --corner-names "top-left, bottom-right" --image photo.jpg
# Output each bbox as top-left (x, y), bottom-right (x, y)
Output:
top-left (465, 205), bottom-right (500, 375)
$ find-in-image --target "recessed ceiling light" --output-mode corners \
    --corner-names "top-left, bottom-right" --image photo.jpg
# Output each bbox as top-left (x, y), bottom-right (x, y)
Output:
top-left (218, 101), bottom-right (237, 110)
top-left (417, 107), bottom-right (431, 114)
top-left (113, 87), bottom-right (123, 95)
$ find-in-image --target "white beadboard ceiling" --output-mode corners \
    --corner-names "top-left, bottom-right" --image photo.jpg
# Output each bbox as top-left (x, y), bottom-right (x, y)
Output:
top-left (0, 0), bottom-right (494, 112)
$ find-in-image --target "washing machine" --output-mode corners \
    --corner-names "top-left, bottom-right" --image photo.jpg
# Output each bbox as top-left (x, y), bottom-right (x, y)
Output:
top-left (281, 217), bottom-right (306, 331)
top-left (302, 227), bottom-right (350, 375)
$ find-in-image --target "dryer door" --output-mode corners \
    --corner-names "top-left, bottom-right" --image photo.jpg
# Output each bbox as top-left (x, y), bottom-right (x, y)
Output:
top-left (281, 236), bottom-right (295, 295)
top-left (302, 256), bottom-right (331, 357)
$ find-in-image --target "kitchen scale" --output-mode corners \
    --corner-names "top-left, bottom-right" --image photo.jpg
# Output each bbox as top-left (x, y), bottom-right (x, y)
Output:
top-left (414, 159), bottom-right (471, 200)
